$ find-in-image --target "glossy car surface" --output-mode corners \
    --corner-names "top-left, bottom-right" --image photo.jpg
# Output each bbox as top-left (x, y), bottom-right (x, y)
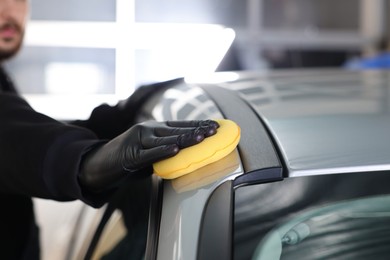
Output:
top-left (69, 69), bottom-right (390, 260)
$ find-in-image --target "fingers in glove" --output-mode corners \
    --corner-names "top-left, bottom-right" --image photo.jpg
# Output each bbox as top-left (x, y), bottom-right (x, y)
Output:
top-left (124, 144), bottom-right (179, 170)
top-left (176, 128), bottom-right (207, 148)
top-left (166, 119), bottom-right (218, 128)
top-left (142, 129), bottom-right (205, 148)
top-left (198, 120), bottom-right (220, 136)
top-left (156, 120), bottom-right (219, 137)
top-left (141, 135), bottom-right (178, 148)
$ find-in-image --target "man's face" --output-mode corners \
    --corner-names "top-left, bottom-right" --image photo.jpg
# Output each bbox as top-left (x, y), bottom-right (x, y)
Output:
top-left (0, 0), bottom-right (28, 61)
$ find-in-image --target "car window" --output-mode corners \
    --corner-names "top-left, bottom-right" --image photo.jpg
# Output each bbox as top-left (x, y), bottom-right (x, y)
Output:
top-left (90, 210), bottom-right (127, 259)
top-left (83, 176), bottom-right (156, 260)
top-left (252, 195), bottom-right (390, 260)
top-left (234, 171), bottom-right (390, 260)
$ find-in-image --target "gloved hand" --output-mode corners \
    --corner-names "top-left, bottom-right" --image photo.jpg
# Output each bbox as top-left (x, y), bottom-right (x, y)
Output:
top-left (79, 120), bottom-right (219, 193)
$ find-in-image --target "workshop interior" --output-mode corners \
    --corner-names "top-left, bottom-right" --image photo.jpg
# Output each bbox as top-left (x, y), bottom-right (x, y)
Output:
top-left (4, 1), bottom-right (390, 259)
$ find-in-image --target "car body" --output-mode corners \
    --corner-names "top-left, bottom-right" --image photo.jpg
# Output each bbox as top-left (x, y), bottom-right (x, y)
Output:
top-left (66, 68), bottom-right (390, 260)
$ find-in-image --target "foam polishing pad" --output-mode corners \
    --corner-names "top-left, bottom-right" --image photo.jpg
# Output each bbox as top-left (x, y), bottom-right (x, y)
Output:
top-left (153, 119), bottom-right (241, 179)
top-left (171, 150), bottom-right (240, 193)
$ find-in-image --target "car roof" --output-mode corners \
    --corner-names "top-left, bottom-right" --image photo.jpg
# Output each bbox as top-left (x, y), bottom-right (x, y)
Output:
top-left (135, 69), bottom-right (390, 260)
top-left (197, 69), bottom-right (390, 178)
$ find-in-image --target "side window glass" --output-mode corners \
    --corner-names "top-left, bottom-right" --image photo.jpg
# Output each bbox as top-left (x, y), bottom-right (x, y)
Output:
top-left (234, 171), bottom-right (390, 260)
top-left (252, 195), bottom-right (390, 260)
top-left (86, 177), bottom-right (152, 260)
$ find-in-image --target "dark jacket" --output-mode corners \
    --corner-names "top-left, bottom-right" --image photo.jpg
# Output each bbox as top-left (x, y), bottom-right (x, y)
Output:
top-left (0, 68), bottom-right (124, 259)
top-left (0, 67), bottom-right (180, 259)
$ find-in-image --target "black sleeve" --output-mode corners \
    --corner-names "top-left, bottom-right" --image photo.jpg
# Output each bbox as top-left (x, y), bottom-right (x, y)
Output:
top-left (71, 103), bottom-right (128, 140)
top-left (0, 93), bottom-right (107, 207)
top-left (72, 78), bottom-right (184, 139)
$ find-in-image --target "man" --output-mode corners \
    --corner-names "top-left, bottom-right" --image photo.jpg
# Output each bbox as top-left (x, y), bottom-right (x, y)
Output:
top-left (0, 0), bottom-right (219, 259)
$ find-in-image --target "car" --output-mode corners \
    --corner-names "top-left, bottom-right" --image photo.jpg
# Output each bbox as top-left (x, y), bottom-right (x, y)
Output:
top-left (65, 68), bottom-right (390, 260)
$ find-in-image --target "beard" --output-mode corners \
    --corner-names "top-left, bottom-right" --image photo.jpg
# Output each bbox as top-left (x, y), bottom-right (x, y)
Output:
top-left (0, 37), bottom-right (23, 61)
top-left (0, 22), bottom-right (24, 61)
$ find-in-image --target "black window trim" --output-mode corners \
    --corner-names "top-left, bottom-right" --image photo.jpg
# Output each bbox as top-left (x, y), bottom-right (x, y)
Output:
top-left (195, 84), bottom-right (285, 260)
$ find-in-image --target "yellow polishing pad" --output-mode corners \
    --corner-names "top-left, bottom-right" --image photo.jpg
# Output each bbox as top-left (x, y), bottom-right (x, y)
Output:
top-left (153, 119), bottom-right (241, 179)
top-left (171, 150), bottom-right (240, 193)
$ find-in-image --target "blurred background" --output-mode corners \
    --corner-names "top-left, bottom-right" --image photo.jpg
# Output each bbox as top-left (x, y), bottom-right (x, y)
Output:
top-left (6, 1), bottom-right (388, 259)
top-left (6, 0), bottom-right (390, 120)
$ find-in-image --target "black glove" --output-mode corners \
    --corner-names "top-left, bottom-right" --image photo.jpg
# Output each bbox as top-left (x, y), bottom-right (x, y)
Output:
top-left (79, 120), bottom-right (219, 193)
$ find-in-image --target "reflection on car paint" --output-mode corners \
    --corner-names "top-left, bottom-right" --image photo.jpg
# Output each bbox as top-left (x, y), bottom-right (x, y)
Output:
top-left (151, 84), bottom-right (223, 121)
